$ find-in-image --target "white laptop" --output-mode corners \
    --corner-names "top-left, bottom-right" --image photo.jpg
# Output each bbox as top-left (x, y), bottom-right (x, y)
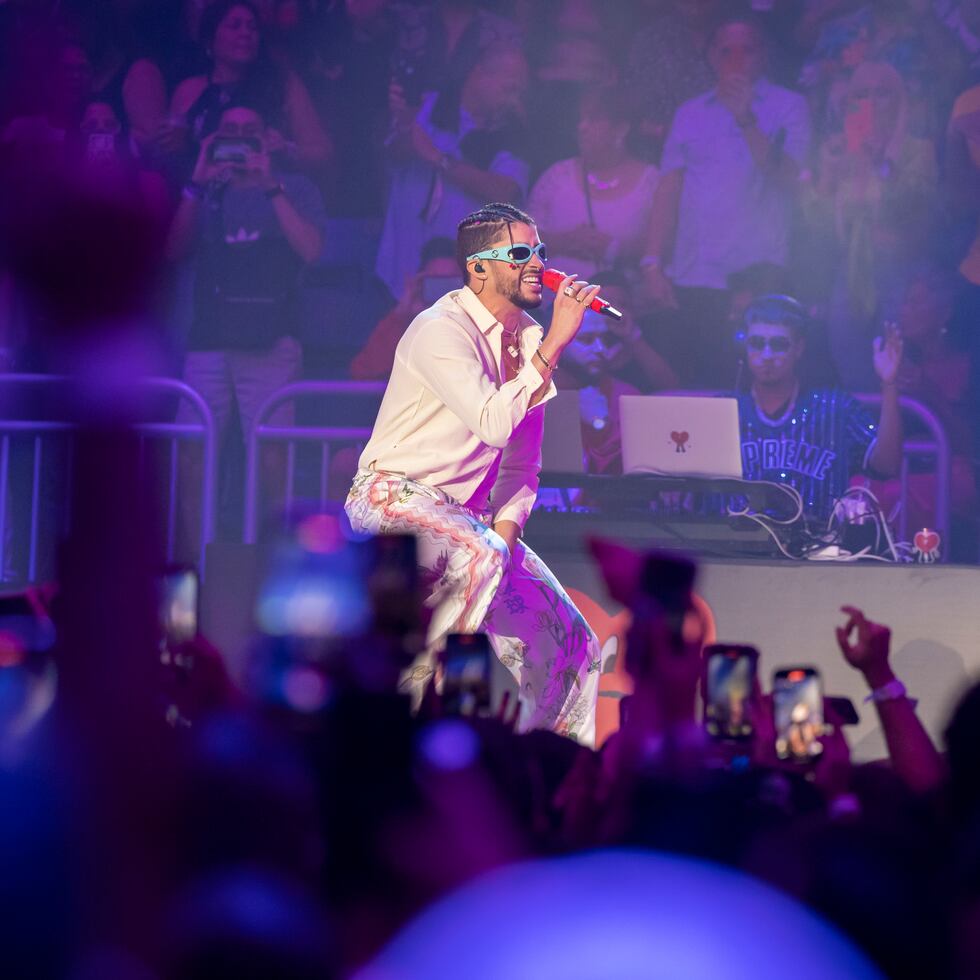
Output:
top-left (540, 391), bottom-right (586, 473)
top-left (619, 395), bottom-right (743, 479)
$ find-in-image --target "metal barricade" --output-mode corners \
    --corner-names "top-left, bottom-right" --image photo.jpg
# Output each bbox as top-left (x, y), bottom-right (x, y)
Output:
top-left (657, 390), bottom-right (951, 555)
top-left (855, 393), bottom-right (951, 549)
top-left (243, 380), bottom-right (386, 543)
top-left (0, 374), bottom-right (217, 581)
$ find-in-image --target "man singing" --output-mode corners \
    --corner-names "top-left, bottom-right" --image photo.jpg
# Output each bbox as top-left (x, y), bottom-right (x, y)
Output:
top-left (345, 202), bottom-right (600, 744)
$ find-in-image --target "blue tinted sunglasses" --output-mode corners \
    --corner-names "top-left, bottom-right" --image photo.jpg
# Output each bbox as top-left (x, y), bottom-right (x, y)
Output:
top-left (466, 242), bottom-right (548, 265)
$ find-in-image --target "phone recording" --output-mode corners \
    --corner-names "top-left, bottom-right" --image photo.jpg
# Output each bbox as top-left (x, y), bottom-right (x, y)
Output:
top-left (703, 644), bottom-right (758, 740)
top-left (208, 136), bottom-right (261, 164)
top-left (159, 566), bottom-right (199, 650)
top-left (773, 666), bottom-right (824, 763)
top-left (441, 632), bottom-right (491, 717)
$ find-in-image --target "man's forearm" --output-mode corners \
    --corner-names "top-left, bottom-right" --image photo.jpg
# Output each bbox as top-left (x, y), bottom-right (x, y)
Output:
top-left (271, 193), bottom-right (322, 264)
top-left (869, 384), bottom-right (903, 477)
top-left (442, 156), bottom-right (522, 204)
top-left (646, 169), bottom-right (683, 262)
top-left (741, 119), bottom-right (801, 186)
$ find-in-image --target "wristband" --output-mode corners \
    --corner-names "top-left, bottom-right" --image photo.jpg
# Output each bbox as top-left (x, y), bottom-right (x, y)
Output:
top-left (864, 677), bottom-right (916, 706)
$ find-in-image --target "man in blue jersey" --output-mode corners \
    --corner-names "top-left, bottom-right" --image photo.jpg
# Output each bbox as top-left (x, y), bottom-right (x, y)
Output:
top-left (736, 294), bottom-right (904, 524)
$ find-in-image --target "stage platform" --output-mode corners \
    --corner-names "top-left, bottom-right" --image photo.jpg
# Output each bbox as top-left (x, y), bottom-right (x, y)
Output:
top-left (522, 514), bottom-right (980, 762)
top-left (203, 511), bottom-right (980, 763)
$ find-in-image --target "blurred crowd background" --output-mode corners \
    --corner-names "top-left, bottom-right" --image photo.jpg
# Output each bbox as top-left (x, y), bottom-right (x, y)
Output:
top-left (4, 4), bottom-right (980, 978)
top-left (2, 0), bottom-right (980, 554)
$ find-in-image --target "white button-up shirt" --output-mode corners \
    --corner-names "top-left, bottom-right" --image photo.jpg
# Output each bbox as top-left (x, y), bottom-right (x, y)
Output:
top-left (358, 286), bottom-right (556, 528)
top-left (662, 77), bottom-right (811, 290)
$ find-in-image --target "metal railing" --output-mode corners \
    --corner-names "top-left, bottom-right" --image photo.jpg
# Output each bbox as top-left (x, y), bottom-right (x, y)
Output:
top-left (243, 380), bottom-right (386, 543)
top-left (0, 374), bottom-right (217, 581)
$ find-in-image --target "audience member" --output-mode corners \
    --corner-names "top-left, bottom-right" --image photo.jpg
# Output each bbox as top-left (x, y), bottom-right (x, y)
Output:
top-left (861, 266), bottom-right (978, 546)
top-left (165, 102), bottom-right (325, 543)
top-left (528, 87), bottom-right (660, 285)
top-left (351, 236), bottom-right (458, 381)
top-left (645, 12), bottom-right (811, 387)
top-left (554, 272), bottom-right (677, 475)
top-left (735, 293), bottom-right (903, 526)
top-left (169, 0), bottom-right (331, 173)
top-left (376, 42), bottom-right (530, 299)
top-left (806, 60), bottom-right (938, 390)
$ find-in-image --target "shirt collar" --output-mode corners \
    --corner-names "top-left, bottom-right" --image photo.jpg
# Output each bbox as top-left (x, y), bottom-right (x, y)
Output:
top-left (456, 285), bottom-right (538, 339)
top-left (706, 76), bottom-right (771, 105)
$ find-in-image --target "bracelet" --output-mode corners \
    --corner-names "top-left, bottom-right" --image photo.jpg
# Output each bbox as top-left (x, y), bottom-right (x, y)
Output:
top-left (864, 678), bottom-right (916, 706)
top-left (535, 346), bottom-right (553, 371)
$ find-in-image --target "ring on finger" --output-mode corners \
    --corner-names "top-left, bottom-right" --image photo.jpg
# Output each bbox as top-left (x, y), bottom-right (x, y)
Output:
top-left (563, 286), bottom-right (575, 297)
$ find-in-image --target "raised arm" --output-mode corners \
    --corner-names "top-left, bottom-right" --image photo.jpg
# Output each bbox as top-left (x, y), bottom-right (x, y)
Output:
top-left (835, 606), bottom-right (945, 794)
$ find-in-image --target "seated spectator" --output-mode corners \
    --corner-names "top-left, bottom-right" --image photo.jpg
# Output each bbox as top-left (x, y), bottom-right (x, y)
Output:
top-left (861, 266), bottom-right (978, 549)
top-left (554, 272), bottom-right (677, 475)
top-left (735, 293), bottom-right (903, 527)
top-left (389, 0), bottom-right (523, 102)
top-left (528, 87), bottom-right (660, 285)
top-left (806, 60), bottom-right (938, 392)
top-left (350, 236), bottom-right (458, 382)
top-left (644, 11), bottom-right (811, 388)
top-left (165, 101), bottom-right (325, 545)
top-left (376, 41), bottom-right (530, 300)
top-left (169, 0), bottom-right (331, 173)
top-left (76, 99), bottom-right (169, 220)
top-left (58, 2), bottom-right (169, 158)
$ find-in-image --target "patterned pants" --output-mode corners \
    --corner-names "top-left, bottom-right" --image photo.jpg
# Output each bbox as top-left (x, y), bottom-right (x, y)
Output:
top-left (345, 469), bottom-right (599, 746)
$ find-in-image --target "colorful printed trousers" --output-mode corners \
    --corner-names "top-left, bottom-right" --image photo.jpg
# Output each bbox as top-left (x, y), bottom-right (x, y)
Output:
top-left (345, 469), bottom-right (599, 746)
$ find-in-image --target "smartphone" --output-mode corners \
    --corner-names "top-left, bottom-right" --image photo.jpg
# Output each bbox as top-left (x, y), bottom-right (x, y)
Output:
top-left (421, 275), bottom-right (460, 305)
top-left (703, 644), bottom-right (758, 740)
top-left (442, 633), bottom-right (491, 717)
top-left (391, 54), bottom-right (426, 106)
top-left (208, 136), bottom-right (261, 164)
top-left (773, 666), bottom-right (824, 762)
top-left (159, 566), bottom-right (199, 649)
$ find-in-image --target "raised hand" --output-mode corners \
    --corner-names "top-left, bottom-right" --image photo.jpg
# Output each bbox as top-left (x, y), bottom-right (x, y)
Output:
top-left (873, 322), bottom-right (903, 386)
top-left (835, 605), bottom-right (894, 686)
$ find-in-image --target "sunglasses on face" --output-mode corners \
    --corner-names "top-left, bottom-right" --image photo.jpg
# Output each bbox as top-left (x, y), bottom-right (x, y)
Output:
top-left (466, 242), bottom-right (548, 265)
top-left (746, 335), bottom-right (793, 353)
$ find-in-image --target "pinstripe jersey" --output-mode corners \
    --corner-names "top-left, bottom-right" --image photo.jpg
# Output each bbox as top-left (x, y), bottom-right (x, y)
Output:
top-left (737, 389), bottom-right (878, 522)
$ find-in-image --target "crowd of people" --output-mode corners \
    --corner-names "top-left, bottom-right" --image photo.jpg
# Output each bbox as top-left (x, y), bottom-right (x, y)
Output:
top-left (4, 3), bottom-right (980, 978)
top-left (2, 0), bottom-right (980, 553)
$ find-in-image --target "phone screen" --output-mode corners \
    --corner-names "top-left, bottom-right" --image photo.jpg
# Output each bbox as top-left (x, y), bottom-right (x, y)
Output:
top-left (160, 567), bottom-right (198, 648)
top-left (442, 633), bottom-right (491, 717)
top-left (704, 644), bottom-right (757, 740)
top-left (209, 137), bottom-right (260, 164)
top-left (773, 667), bottom-right (824, 762)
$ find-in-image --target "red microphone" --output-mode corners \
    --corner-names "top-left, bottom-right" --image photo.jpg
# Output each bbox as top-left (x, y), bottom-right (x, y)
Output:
top-left (541, 268), bottom-right (623, 320)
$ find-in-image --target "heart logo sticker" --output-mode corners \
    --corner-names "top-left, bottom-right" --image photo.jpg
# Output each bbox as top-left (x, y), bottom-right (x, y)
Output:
top-left (670, 430), bottom-right (690, 453)
top-left (913, 528), bottom-right (941, 563)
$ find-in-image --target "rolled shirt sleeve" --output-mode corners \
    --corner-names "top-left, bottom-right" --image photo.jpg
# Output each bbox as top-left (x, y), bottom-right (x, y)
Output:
top-left (490, 401), bottom-right (546, 528)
